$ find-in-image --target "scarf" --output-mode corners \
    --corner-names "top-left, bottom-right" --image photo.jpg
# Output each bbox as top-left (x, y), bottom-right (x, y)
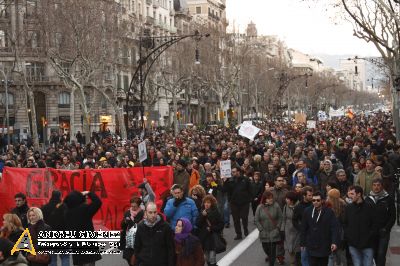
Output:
top-left (369, 189), bottom-right (389, 202)
top-left (130, 208), bottom-right (140, 221)
top-left (174, 218), bottom-right (192, 244)
top-left (144, 215), bottom-right (161, 228)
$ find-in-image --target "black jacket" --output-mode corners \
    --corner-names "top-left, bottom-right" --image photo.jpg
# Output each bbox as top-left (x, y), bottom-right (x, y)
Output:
top-left (196, 206), bottom-right (224, 251)
top-left (119, 209), bottom-right (144, 257)
top-left (365, 192), bottom-right (396, 234)
top-left (11, 204), bottom-right (29, 229)
top-left (292, 201), bottom-right (312, 231)
top-left (300, 206), bottom-right (339, 257)
top-left (223, 175), bottom-right (252, 206)
top-left (28, 220), bottom-right (51, 266)
top-left (134, 216), bottom-right (175, 266)
top-left (64, 191), bottom-right (102, 265)
top-left (343, 200), bottom-right (376, 249)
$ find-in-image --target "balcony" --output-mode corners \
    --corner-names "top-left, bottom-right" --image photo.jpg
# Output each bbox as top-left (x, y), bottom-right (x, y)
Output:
top-left (145, 16), bottom-right (154, 25)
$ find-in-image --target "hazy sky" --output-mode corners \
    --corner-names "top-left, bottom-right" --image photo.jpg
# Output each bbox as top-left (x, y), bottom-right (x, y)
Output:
top-left (225, 0), bottom-right (380, 56)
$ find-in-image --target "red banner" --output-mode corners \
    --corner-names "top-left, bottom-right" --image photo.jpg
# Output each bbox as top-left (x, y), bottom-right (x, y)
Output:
top-left (0, 166), bottom-right (173, 230)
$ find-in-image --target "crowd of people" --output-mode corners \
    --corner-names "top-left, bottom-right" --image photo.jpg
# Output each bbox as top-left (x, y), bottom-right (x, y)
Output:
top-left (0, 111), bottom-right (399, 266)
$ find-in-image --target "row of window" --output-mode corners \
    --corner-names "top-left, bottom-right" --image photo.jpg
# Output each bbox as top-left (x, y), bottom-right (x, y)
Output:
top-left (0, 92), bottom-right (108, 108)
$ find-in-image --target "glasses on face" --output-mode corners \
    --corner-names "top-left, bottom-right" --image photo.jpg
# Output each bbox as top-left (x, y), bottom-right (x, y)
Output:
top-left (312, 199), bottom-right (321, 202)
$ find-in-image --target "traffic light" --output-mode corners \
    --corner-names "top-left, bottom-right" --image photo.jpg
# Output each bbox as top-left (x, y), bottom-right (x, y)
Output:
top-left (195, 47), bottom-right (200, 64)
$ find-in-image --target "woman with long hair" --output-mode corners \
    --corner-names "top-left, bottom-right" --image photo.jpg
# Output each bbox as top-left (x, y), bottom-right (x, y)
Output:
top-left (255, 191), bottom-right (283, 265)
top-left (326, 189), bottom-right (347, 266)
top-left (189, 185), bottom-right (207, 212)
top-left (174, 218), bottom-right (205, 266)
top-left (197, 195), bottom-right (224, 266)
top-left (120, 197), bottom-right (144, 266)
top-left (0, 213), bottom-right (24, 243)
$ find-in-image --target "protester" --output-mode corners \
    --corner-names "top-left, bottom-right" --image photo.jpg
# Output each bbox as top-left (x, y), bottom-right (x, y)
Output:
top-left (189, 185), bottom-right (207, 213)
top-left (250, 171), bottom-right (264, 218)
top-left (0, 238), bottom-right (28, 266)
top-left (281, 191), bottom-right (301, 266)
top-left (64, 191), bottom-right (102, 266)
top-left (365, 178), bottom-right (396, 266)
top-left (0, 214), bottom-right (24, 243)
top-left (223, 167), bottom-right (252, 240)
top-left (11, 193), bottom-right (29, 229)
top-left (255, 191), bottom-right (283, 266)
top-left (164, 184), bottom-right (199, 230)
top-left (120, 197), bottom-right (144, 266)
top-left (137, 179), bottom-right (156, 208)
top-left (174, 218), bottom-right (205, 266)
top-left (197, 195), bottom-right (224, 266)
top-left (300, 191), bottom-right (339, 266)
top-left (26, 207), bottom-right (51, 266)
top-left (344, 186), bottom-right (375, 266)
top-left (355, 159), bottom-right (381, 196)
top-left (173, 160), bottom-right (190, 195)
top-left (133, 202), bottom-right (175, 266)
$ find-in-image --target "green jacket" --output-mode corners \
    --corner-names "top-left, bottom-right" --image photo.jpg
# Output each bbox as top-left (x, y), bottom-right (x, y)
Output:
top-left (255, 202), bottom-right (283, 243)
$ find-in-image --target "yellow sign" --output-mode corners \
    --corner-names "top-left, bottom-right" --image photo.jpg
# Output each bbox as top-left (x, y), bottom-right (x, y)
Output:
top-left (11, 228), bottom-right (36, 256)
top-left (100, 115), bottom-right (112, 123)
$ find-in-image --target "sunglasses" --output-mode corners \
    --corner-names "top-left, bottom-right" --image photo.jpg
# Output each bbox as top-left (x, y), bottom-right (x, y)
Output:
top-left (312, 199), bottom-right (321, 202)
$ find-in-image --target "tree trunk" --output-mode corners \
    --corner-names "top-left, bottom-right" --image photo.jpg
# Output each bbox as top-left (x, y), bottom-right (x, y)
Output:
top-left (82, 111), bottom-right (91, 142)
top-left (27, 90), bottom-right (39, 151)
top-left (70, 89), bottom-right (76, 142)
top-left (172, 91), bottom-right (178, 136)
top-left (116, 105), bottom-right (127, 139)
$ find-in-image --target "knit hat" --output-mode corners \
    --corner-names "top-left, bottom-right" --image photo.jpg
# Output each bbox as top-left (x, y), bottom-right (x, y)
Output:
top-left (328, 188), bottom-right (340, 199)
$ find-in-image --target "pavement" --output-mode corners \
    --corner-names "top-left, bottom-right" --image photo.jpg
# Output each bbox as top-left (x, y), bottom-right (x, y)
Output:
top-left (53, 214), bottom-right (400, 266)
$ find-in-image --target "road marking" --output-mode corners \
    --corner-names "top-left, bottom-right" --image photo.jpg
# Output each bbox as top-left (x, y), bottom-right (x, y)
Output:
top-left (217, 229), bottom-right (259, 266)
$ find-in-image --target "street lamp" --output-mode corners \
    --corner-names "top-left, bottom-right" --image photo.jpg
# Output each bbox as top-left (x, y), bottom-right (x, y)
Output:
top-left (0, 67), bottom-right (12, 147)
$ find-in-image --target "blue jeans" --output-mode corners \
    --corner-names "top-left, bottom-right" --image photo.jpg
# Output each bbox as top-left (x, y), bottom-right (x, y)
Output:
top-left (50, 254), bottom-right (70, 266)
top-left (301, 248), bottom-right (310, 266)
top-left (348, 246), bottom-right (373, 266)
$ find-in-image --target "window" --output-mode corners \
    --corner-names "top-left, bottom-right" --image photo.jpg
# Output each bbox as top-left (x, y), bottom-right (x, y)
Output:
top-left (58, 92), bottom-right (70, 106)
top-left (26, 62), bottom-right (45, 81)
top-left (55, 32), bottom-right (63, 49)
top-left (104, 65), bottom-right (112, 81)
top-left (0, 2), bottom-right (9, 17)
top-left (131, 1), bottom-right (135, 12)
top-left (123, 75), bottom-right (129, 90)
top-left (0, 30), bottom-right (6, 48)
top-left (131, 47), bottom-right (136, 65)
top-left (27, 31), bottom-right (40, 48)
top-left (121, 46), bottom-right (129, 65)
top-left (196, 7), bottom-right (201, 14)
top-left (0, 92), bottom-right (14, 107)
top-left (25, 0), bottom-right (37, 18)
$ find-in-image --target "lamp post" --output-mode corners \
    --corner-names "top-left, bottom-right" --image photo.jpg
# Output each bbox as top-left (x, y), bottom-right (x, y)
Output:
top-left (125, 29), bottom-right (209, 138)
top-left (0, 68), bottom-right (12, 147)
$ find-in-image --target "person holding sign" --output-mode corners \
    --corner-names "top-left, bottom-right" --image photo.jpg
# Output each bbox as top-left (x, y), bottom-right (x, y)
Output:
top-left (223, 167), bottom-right (252, 240)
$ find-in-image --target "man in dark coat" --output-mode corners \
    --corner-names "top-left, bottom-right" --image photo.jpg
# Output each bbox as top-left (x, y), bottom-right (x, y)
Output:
top-left (11, 192), bottom-right (29, 228)
top-left (64, 190), bottom-right (102, 266)
top-left (300, 191), bottom-right (339, 266)
top-left (365, 178), bottom-right (396, 266)
top-left (344, 186), bottom-right (376, 266)
top-left (223, 167), bottom-right (252, 240)
top-left (133, 202), bottom-right (175, 266)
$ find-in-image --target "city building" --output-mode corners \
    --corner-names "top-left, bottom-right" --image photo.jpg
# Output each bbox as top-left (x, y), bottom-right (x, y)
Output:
top-left (338, 58), bottom-right (367, 91)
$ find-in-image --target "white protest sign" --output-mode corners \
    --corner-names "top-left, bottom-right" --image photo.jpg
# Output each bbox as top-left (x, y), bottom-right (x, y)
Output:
top-left (239, 124), bottom-right (261, 140)
top-left (243, 120), bottom-right (252, 125)
top-left (318, 111), bottom-right (327, 121)
top-left (329, 107), bottom-right (345, 117)
top-left (138, 141), bottom-right (147, 162)
top-left (306, 120), bottom-right (316, 129)
top-left (220, 160), bottom-right (232, 178)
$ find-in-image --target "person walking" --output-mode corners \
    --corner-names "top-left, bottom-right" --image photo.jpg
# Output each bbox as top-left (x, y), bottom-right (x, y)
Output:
top-left (300, 191), bottom-right (339, 266)
top-left (0, 238), bottom-right (28, 266)
top-left (365, 178), bottom-right (396, 266)
top-left (223, 167), bottom-right (252, 240)
top-left (174, 218), bottom-right (205, 266)
top-left (64, 191), bottom-right (102, 266)
top-left (164, 184), bottom-right (199, 231)
top-left (133, 202), bottom-right (175, 266)
top-left (343, 186), bottom-right (375, 266)
top-left (0, 214), bottom-right (24, 243)
top-left (197, 195), bottom-right (224, 266)
top-left (119, 197), bottom-right (144, 266)
top-left (281, 191), bottom-right (301, 266)
top-left (255, 191), bottom-right (283, 266)
top-left (293, 186), bottom-right (313, 266)
top-left (355, 159), bottom-right (380, 196)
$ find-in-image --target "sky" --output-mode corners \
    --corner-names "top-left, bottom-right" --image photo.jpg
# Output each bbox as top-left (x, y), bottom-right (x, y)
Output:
top-left (225, 0), bottom-right (380, 57)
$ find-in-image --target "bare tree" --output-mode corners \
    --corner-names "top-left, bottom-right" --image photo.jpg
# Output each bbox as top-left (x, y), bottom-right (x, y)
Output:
top-left (39, 0), bottom-right (127, 140)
